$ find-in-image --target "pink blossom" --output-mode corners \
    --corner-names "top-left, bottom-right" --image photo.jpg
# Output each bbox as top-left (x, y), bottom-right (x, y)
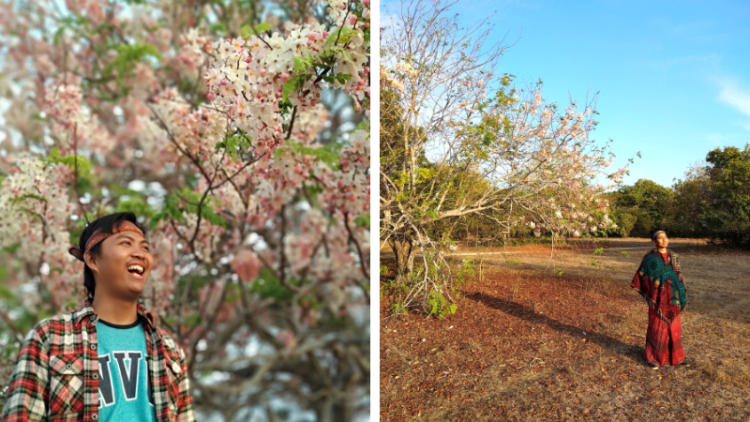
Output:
top-left (277, 330), bottom-right (297, 353)
top-left (232, 249), bottom-right (263, 283)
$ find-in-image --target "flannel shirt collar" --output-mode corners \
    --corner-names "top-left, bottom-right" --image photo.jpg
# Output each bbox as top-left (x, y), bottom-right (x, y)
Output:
top-left (71, 296), bottom-right (156, 331)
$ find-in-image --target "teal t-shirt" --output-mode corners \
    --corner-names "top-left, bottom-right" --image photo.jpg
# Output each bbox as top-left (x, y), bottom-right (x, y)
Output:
top-left (96, 316), bottom-right (157, 422)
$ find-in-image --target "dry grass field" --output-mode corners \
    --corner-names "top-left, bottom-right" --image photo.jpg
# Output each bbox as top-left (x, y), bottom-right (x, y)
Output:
top-left (380, 238), bottom-right (750, 421)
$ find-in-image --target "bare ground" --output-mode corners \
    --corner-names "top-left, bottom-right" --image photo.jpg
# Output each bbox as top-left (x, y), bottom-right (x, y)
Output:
top-left (380, 239), bottom-right (750, 421)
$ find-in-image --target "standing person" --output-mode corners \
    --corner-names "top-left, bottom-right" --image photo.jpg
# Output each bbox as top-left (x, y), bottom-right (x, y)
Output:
top-left (2, 212), bottom-right (196, 421)
top-left (631, 229), bottom-right (689, 369)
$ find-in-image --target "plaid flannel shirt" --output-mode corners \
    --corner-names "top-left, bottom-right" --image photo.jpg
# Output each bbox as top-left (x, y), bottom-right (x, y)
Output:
top-left (1, 298), bottom-right (195, 422)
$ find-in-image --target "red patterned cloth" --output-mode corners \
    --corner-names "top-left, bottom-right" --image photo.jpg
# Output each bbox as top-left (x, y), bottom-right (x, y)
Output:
top-left (631, 249), bottom-right (687, 323)
top-left (1, 297), bottom-right (195, 422)
top-left (632, 249), bottom-right (687, 367)
top-left (646, 306), bottom-right (685, 367)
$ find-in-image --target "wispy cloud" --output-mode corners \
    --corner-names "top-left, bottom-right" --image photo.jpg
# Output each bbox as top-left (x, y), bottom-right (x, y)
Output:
top-left (718, 79), bottom-right (750, 118)
top-left (638, 54), bottom-right (719, 71)
top-left (706, 132), bottom-right (725, 147)
top-left (705, 131), bottom-right (744, 148)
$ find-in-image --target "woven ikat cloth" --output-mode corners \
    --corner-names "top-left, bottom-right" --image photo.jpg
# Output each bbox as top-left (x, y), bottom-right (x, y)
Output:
top-left (631, 249), bottom-right (687, 322)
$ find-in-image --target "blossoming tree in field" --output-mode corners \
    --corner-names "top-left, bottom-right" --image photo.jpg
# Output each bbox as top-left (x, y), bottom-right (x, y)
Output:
top-left (0, 0), bottom-right (370, 420)
top-left (380, 0), bottom-right (628, 315)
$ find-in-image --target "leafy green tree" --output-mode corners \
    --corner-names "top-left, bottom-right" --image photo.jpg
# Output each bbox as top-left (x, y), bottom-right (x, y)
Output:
top-left (610, 206), bottom-right (638, 237)
top-left (700, 144), bottom-right (750, 247)
top-left (614, 206), bottom-right (654, 237)
top-left (611, 179), bottom-right (673, 236)
top-left (668, 163), bottom-right (713, 238)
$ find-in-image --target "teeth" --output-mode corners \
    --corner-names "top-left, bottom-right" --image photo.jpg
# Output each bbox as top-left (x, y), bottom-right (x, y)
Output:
top-left (128, 265), bottom-right (144, 274)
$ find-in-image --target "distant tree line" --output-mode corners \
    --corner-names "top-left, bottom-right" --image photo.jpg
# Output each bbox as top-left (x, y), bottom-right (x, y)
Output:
top-left (607, 144), bottom-right (750, 248)
top-left (422, 144), bottom-right (750, 249)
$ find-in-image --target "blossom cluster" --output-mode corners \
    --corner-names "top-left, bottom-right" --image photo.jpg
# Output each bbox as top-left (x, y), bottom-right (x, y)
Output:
top-left (382, 64), bottom-right (405, 94)
top-left (522, 191), bottom-right (618, 238)
top-left (339, 128), bottom-right (369, 172)
top-left (43, 84), bottom-right (116, 155)
top-left (144, 89), bottom-right (229, 161)
top-left (0, 156), bottom-right (78, 307)
top-left (284, 209), bottom-right (368, 290)
top-left (176, 28), bottom-right (211, 78)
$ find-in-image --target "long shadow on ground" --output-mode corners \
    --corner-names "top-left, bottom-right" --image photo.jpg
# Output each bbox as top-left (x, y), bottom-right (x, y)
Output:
top-left (462, 291), bottom-right (646, 365)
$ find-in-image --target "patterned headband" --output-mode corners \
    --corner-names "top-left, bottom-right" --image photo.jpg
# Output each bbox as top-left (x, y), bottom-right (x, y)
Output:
top-left (651, 230), bottom-right (667, 241)
top-left (68, 223), bottom-right (145, 262)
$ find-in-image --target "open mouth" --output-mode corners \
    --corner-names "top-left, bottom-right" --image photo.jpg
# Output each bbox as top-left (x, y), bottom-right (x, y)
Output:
top-left (127, 265), bottom-right (145, 278)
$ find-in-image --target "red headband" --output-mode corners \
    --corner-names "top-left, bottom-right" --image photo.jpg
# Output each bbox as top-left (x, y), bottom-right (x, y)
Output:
top-left (68, 223), bottom-right (145, 262)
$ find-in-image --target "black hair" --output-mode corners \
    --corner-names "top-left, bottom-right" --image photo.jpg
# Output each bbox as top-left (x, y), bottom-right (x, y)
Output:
top-left (78, 212), bottom-right (148, 299)
top-left (651, 229), bottom-right (667, 242)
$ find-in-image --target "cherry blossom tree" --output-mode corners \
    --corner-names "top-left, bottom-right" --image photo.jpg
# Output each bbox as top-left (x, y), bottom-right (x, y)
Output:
top-left (380, 0), bottom-right (627, 315)
top-left (0, 0), bottom-right (370, 420)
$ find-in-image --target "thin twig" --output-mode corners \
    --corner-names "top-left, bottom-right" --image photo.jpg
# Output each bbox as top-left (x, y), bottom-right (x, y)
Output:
top-left (71, 123), bottom-right (90, 224)
top-left (286, 106), bottom-right (297, 140)
top-left (343, 212), bottom-right (370, 300)
top-left (0, 309), bottom-right (25, 344)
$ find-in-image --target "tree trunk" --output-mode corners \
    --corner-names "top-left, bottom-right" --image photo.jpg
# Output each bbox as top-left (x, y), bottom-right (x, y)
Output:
top-left (312, 400), bottom-right (352, 422)
top-left (388, 238), bottom-right (416, 283)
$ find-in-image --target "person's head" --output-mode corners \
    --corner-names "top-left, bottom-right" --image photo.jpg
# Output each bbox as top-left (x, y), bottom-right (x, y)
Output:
top-left (69, 212), bottom-right (152, 301)
top-left (651, 229), bottom-right (669, 250)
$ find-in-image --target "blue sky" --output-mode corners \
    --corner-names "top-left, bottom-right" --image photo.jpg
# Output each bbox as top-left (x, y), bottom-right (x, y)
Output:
top-left (382, 0), bottom-right (750, 189)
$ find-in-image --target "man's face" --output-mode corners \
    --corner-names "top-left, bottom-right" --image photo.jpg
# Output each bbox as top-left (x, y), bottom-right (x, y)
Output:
top-left (653, 233), bottom-right (669, 249)
top-left (87, 230), bottom-right (153, 300)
